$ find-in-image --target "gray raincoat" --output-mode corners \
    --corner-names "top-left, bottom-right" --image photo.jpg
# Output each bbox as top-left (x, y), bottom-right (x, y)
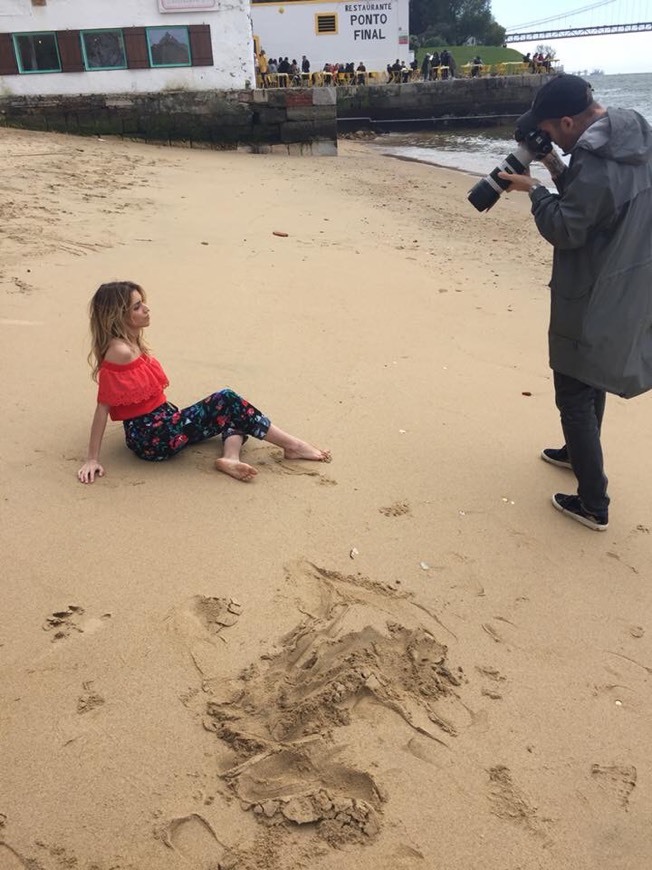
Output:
top-left (530, 108), bottom-right (652, 398)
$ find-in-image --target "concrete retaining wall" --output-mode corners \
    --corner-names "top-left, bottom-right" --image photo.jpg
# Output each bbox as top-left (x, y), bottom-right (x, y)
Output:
top-left (0, 86), bottom-right (338, 154)
top-left (0, 76), bottom-right (548, 151)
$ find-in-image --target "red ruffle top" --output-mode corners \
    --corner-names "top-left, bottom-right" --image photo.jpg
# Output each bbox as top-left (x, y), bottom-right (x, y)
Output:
top-left (98, 354), bottom-right (169, 421)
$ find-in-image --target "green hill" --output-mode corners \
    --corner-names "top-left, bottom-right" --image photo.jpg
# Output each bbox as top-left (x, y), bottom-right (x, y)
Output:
top-left (416, 46), bottom-right (526, 65)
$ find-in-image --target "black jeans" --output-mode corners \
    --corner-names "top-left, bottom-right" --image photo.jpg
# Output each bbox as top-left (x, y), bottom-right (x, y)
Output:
top-left (554, 371), bottom-right (609, 516)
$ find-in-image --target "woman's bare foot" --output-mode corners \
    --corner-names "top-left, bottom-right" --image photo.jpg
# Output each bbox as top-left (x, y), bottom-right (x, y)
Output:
top-left (283, 440), bottom-right (332, 462)
top-left (215, 458), bottom-right (258, 481)
top-left (263, 425), bottom-right (331, 463)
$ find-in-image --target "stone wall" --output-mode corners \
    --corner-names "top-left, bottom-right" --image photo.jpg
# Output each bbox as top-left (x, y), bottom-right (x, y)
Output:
top-left (0, 87), bottom-right (338, 154)
top-left (336, 75), bottom-right (546, 129)
top-left (0, 76), bottom-right (548, 151)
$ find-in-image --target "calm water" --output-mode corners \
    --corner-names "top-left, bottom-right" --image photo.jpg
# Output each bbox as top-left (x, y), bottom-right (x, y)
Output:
top-left (377, 72), bottom-right (652, 177)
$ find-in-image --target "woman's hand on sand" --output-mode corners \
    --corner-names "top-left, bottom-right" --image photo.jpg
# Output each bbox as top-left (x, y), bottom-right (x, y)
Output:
top-left (78, 460), bottom-right (105, 484)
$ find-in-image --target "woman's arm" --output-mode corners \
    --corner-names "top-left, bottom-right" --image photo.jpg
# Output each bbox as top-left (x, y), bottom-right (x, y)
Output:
top-left (77, 402), bottom-right (110, 484)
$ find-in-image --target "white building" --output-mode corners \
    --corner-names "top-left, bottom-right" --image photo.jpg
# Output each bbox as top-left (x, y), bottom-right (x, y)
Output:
top-left (0, 0), bottom-right (254, 96)
top-left (251, 0), bottom-right (410, 71)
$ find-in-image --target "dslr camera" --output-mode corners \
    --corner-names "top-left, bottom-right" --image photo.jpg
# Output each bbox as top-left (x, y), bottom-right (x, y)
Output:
top-left (467, 114), bottom-right (553, 212)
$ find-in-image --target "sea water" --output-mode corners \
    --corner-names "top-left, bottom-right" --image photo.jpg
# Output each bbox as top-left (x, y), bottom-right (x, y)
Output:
top-left (376, 72), bottom-right (652, 177)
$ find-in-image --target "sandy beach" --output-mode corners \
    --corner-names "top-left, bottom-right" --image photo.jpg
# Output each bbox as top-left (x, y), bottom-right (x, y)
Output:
top-left (1, 126), bottom-right (651, 870)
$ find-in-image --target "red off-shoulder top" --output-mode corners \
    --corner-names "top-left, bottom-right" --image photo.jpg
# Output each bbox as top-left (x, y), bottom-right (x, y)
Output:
top-left (98, 354), bottom-right (169, 421)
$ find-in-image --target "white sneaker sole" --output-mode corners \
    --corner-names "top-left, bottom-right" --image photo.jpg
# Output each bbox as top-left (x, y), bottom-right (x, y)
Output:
top-left (540, 451), bottom-right (573, 470)
top-left (551, 495), bottom-right (608, 531)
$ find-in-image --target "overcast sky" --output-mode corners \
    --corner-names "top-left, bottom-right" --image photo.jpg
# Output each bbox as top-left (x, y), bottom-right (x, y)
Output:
top-left (490, 0), bottom-right (652, 74)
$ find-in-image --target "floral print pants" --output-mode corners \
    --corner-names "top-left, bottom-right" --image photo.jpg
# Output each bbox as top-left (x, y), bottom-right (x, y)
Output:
top-left (123, 389), bottom-right (271, 462)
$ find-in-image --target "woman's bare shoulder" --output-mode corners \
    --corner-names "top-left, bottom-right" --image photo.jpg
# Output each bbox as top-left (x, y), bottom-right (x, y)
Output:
top-left (103, 340), bottom-right (139, 365)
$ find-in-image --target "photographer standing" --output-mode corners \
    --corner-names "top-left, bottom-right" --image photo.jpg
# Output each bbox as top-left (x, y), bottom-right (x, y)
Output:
top-left (499, 74), bottom-right (652, 531)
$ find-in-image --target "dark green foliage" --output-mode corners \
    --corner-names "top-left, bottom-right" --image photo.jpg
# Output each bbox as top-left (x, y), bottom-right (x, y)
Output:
top-left (410, 0), bottom-right (506, 46)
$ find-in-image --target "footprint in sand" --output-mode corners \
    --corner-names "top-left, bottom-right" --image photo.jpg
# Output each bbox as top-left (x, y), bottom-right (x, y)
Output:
top-left (9, 278), bottom-right (36, 295)
top-left (218, 745), bottom-right (382, 847)
top-left (476, 665), bottom-right (507, 700)
top-left (379, 500), bottom-right (411, 517)
top-left (405, 735), bottom-right (444, 766)
top-left (160, 813), bottom-right (236, 870)
top-left (43, 604), bottom-right (85, 641)
top-left (77, 681), bottom-right (105, 715)
top-left (590, 764), bottom-right (637, 808)
top-left (43, 606), bottom-right (111, 642)
top-left (171, 595), bottom-right (242, 639)
top-left (487, 765), bottom-right (540, 833)
top-left (166, 595), bottom-right (243, 683)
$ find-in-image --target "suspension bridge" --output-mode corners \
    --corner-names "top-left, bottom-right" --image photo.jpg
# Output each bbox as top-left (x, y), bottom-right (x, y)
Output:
top-left (504, 0), bottom-right (652, 42)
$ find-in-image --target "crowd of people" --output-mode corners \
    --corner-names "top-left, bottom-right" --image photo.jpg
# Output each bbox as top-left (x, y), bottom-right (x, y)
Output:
top-left (256, 52), bottom-right (311, 86)
top-left (419, 49), bottom-right (458, 80)
top-left (255, 47), bottom-right (556, 88)
top-left (523, 51), bottom-right (554, 73)
top-left (257, 52), bottom-right (392, 86)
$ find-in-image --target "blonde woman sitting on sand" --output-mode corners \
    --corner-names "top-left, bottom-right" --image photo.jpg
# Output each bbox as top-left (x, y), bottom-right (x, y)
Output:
top-left (77, 281), bottom-right (330, 484)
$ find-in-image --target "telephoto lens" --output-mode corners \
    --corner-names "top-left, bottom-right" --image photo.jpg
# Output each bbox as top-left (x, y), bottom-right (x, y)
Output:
top-left (467, 144), bottom-right (536, 212)
top-left (467, 114), bottom-right (553, 213)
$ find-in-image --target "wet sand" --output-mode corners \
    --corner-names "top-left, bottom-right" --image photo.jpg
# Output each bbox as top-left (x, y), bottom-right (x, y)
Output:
top-left (1, 127), bottom-right (651, 870)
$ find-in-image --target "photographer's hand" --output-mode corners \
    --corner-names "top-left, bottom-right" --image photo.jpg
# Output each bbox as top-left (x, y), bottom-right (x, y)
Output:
top-left (497, 171), bottom-right (541, 193)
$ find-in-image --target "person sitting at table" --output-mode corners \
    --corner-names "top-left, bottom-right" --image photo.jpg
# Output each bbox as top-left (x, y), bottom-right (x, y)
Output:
top-left (356, 61), bottom-right (366, 85)
top-left (471, 55), bottom-right (483, 77)
top-left (430, 51), bottom-right (440, 79)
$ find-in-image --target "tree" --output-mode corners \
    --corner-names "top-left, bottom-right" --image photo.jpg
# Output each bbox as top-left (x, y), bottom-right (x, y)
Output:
top-left (410, 0), bottom-right (506, 46)
top-left (535, 44), bottom-right (557, 59)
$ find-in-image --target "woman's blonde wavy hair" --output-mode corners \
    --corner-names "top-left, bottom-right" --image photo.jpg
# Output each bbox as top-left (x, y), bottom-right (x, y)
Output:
top-left (88, 281), bottom-right (149, 381)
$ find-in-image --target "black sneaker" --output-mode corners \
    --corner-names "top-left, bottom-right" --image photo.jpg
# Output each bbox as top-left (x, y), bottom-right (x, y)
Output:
top-left (541, 447), bottom-right (572, 469)
top-left (552, 493), bottom-right (608, 531)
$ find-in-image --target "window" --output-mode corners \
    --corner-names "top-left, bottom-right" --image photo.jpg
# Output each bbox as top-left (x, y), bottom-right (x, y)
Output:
top-left (146, 26), bottom-right (191, 67)
top-left (13, 32), bottom-right (61, 73)
top-left (315, 14), bottom-right (338, 34)
top-left (81, 29), bottom-right (127, 71)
